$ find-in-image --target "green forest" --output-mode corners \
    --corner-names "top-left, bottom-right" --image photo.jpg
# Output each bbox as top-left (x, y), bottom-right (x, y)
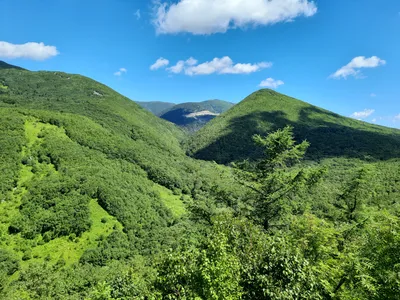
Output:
top-left (0, 63), bottom-right (399, 299)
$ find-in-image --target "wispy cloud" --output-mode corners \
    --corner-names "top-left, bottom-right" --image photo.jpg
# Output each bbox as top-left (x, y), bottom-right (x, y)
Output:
top-left (135, 9), bottom-right (141, 20)
top-left (114, 68), bottom-right (127, 76)
top-left (370, 93), bottom-right (376, 97)
top-left (167, 56), bottom-right (271, 75)
top-left (0, 41), bottom-right (59, 60)
top-left (150, 57), bottom-right (170, 70)
top-left (259, 78), bottom-right (284, 89)
top-left (350, 109), bottom-right (375, 120)
top-left (154, 0), bottom-right (317, 35)
top-left (330, 56), bottom-right (386, 79)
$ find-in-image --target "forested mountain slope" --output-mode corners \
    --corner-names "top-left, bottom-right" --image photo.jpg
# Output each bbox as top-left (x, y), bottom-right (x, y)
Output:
top-left (0, 63), bottom-right (240, 297)
top-left (159, 99), bottom-right (234, 132)
top-left (187, 89), bottom-right (400, 164)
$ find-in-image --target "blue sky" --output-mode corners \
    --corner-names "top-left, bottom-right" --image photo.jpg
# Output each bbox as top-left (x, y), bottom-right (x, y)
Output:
top-left (1, 0), bottom-right (400, 128)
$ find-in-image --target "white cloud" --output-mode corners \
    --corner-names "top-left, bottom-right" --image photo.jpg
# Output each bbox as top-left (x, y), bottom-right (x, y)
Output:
top-left (114, 68), bottom-right (127, 76)
top-left (154, 0), bottom-right (317, 35)
top-left (150, 57), bottom-right (170, 70)
top-left (395, 114), bottom-right (400, 121)
top-left (167, 56), bottom-right (271, 76)
top-left (185, 57), bottom-right (198, 66)
top-left (350, 109), bottom-right (375, 120)
top-left (330, 56), bottom-right (386, 79)
top-left (0, 41), bottom-right (59, 60)
top-left (259, 77), bottom-right (284, 89)
top-left (135, 9), bottom-right (141, 20)
top-left (167, 57), bottom-right (198, 74)
top-left (370, 93), bottom-right (376, 97)
top-left (168, 60), bottom-right (186, 74)
top-left (372, 118), bottom-right (377, 123)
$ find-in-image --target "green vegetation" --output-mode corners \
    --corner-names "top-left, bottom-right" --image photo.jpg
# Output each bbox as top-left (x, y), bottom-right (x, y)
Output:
top-left (154, 184), bottom-right (186, 217)
top-left (135, 101), bottom-right (176, 116)
top-left (160, 99), bottom-right (235, 132)
top-left (0, 63), bottom-right (399, 299)
top-left (187, 89), bottom-right (400, 163)
top-left (0, 64), bottom-right (243, 297)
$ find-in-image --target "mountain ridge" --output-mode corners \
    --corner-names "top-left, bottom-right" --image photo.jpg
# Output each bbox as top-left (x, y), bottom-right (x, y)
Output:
top-left (0, 60), bottom-right (25, 70)
top-left (187, 89), bottom-right (400, 163)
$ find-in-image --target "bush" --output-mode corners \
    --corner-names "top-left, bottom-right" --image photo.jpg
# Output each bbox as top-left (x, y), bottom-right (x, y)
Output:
top-left (22, 250), bottom-right (32, 261)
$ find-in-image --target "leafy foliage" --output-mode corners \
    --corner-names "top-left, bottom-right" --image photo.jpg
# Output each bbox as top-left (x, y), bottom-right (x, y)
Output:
top-left (233, 126), bottom-right (326, 229)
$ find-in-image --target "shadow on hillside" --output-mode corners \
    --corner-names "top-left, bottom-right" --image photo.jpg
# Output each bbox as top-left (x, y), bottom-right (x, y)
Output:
top-left (193, 107), bottom-right (400, 164)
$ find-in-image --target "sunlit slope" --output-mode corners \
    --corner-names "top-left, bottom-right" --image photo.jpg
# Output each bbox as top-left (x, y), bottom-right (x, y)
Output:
top-left (0, 65), bottom-right (235, 269)
top-left (0, 66), bottom-right (185, 146)
top-left (187, 89), bottom-right (400, 163)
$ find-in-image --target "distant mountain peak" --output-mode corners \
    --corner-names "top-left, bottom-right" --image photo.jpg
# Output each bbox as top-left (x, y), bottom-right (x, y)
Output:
top-left (135, 101), bottom-right (176, 116)
top-left (159, 99), bottom-right (235, 132)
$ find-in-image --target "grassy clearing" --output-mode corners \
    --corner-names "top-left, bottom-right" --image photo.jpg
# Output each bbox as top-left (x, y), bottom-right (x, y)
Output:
top-left (28, 199), bottom-right (121, 266)
top-left (154, 184), bottom-right (186, 217)
top-left (0, 119), bottom-right (122, 272)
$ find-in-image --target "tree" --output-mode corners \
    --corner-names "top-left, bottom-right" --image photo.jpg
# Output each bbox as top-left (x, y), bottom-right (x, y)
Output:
top-left (233, 126), bottom-right (325, 229)
top-left (336, 165), bottom-right (376, 222)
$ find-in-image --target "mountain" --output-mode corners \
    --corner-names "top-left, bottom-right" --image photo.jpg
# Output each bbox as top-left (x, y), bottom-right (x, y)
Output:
top-left (160, 99), bottom-right (234, 132)
top-left (0, 63), bottom-right (184, 256)
top-left (187, 89), bottom-right (400, 164)
top-left (0, 62), bottom-right (236, 284)
top-left (135, 101), bottom-right (176, 116)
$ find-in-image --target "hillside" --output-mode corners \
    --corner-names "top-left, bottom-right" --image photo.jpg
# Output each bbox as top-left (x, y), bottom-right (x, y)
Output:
top-left (187, 89), bottom-right (400, 164)
top-left (160, 99), bottom-right (234, 132)
top-left (0, 64), bottom-right (186, 258)
top-left (0, 63), bottom-right (241, 297)
top-left (135, 101), bottom-right (176, 116)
